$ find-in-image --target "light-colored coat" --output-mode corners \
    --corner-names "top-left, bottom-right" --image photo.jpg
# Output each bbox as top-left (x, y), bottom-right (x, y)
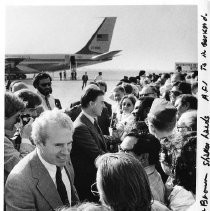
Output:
top-left (5, 149), bottom-right (79, 211)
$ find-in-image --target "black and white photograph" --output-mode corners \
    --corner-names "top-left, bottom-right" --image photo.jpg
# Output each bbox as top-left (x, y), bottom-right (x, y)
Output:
top-left (3, 0), bottom-right (209, 211)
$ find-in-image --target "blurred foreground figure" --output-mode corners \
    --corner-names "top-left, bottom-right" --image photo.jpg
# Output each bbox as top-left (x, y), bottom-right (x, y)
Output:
top-left (96, 153), bottom-right (170, 211)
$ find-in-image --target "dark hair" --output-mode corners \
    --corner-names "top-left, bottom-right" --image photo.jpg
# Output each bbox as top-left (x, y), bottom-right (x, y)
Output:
top-left (122, 83), bottom-right (133, 94)
top-left (176, 94), bottom-right (197, 110)
top-left (129, 77), bottom-right (137, 84)
top-left (136, 97), bottom-right (155, 121)
top-left (15, 89), bottom-right (42, 108)
top-left (96, 153), bottom-right (152, 211)
top-left (127, 133), bottom-right (161, 165)
top-left (33, 73), bottom-right (52, 88)
top-left (5, 92), bottom-right (26, 118)
top-left (81, 89), bottom-right (104, 108)
top-left (113, 85), bottom-right (125, 94)
top-left (173, 82), bottom-right (191, 94)
top-left (97, 81), bottom-right (107, 92)
top-left (174, 136), bottom-right (196, 194)
top-left (120, 95), bottom-right (136, 110)
top-left (191, 71), bottom-right (198, 79)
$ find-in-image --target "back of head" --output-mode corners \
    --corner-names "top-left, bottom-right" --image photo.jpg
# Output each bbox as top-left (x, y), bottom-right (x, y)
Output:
top-left (5, 92), bottom-right (25, 118)
top-left (14, 89), bottom-right (42, 108)
top-left (33, 72), bottom-right (52, 88)
top-left (132, 133), bottom-right (161, 165)
top-left (178, 110), bottom-right (197, 131)
top-left (96, 152), bottom-right (152, 211)
top-left (148, 98), bottom-right (177, 132)
top-left (173, 81), bottom-right (191, 94)
top-left (31, 109), bottom-right (74, 145)
top-left (178, 94), bottom-right (197, 110)
top-left (122, 83), bottom-right (133, 95)
top-left (81, 89), bottom-right (104, 109)
top-left (11, 82), bottom-right (28, 93)
top-left (136, 97), bottom-right (155, 121)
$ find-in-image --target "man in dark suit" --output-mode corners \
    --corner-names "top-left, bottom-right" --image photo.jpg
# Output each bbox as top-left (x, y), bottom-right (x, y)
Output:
top-left (71, 89), bottom-right (108, 202)
top-left (5, 110), bottom-right (79, 211)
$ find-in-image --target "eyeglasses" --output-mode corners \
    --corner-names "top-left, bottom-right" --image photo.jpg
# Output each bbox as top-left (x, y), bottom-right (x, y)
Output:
top-left (119, 146), bottom-right (133, 153)
top-left (176, 126), bottom-right (192, 132)
top-left (122, 102), bottom-right (132, 107)
top-left (170, 90), bottom-right (181, 96)
top-left (139, 93), bottom-right (154, 97)
top-left (91, 182), bottom-right (99, 196)
top-left (39, 82), bottom-right (51, 87)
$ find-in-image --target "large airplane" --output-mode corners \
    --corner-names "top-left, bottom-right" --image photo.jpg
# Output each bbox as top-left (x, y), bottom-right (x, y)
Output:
top-left (5, 17), bottom-right (121, 79)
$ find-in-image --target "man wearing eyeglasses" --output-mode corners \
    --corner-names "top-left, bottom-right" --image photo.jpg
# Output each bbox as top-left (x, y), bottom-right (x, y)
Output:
top-left (33, 73), bottom-right (62, 110)
top-left (138, 85), bottom-right (159, 98)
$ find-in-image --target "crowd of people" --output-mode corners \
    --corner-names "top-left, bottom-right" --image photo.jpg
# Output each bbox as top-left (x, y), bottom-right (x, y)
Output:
top-left (4, 69), bottom-right (198, 211)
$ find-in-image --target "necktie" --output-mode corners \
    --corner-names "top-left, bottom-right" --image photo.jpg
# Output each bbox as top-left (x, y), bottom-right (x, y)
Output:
top-left (45, 96), bottom-right (52, 110)
top-left (94, 119), bottom-right (102, 134)
top-left (56, 167), bottom-right (69, 206)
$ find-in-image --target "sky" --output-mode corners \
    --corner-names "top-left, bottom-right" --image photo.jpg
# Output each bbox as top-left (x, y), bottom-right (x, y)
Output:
top-left (5, 3), bottom-right (198, 72)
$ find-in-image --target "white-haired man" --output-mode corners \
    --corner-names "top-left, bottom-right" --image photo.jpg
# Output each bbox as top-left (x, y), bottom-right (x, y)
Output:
top-left (5, 110), bottom-right (79, 211)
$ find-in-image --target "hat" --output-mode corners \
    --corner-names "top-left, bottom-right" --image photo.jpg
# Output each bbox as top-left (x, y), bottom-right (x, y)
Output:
top-left (149, 98), bottom-right (177, 123)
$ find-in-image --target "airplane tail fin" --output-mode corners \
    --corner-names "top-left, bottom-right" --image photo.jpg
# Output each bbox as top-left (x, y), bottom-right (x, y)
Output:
top-left (76, 17), bottom-right (117, 55)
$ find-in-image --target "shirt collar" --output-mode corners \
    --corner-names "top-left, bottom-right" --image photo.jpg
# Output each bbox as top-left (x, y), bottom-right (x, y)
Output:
top-left (37, 148), bottom-right (56, 176)
top-left (144, 165), bottom-right (155, 175)
top-left (82, 110), bottom-right (95, 124)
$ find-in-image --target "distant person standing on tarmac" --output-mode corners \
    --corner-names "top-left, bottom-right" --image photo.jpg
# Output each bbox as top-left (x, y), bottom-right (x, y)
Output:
top-left (82, 72), bottom-right (89, 90)
top-left (59, 71), bottom-right (62, 80)
top-left (94, 72), bottom-right (103, 82)
top-left (63, 70), bottom-right (67, 80)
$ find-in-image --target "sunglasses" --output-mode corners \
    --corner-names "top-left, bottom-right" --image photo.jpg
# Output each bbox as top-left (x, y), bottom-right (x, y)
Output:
top-left (39, 82), bottom-right (51, 87)
top-left (122, 102), bottom-right (132, 107)
top-left (170, 90), bottom-right (181, 96)
top-left (176, 126), bottom-right (192, 132)
top-left (139, 93), bottom-right (154, 97)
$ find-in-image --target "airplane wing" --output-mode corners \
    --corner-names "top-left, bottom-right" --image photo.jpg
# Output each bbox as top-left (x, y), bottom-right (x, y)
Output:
top-left (92, 50), bottom-right (121, 60)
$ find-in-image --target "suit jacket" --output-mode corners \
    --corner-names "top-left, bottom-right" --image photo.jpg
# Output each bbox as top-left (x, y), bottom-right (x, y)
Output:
top-left (5, 150), bottom-right (79, 211)
top-left (66, 101), bottom-right (112, 135)
top-left (71, 113), bottom-right (108, 202)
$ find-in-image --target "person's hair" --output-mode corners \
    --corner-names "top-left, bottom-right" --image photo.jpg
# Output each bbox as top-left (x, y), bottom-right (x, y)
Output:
top-left (80, 89), bottom-right (104, 109)
top-left (173, 82), bottom-right (191, 94)
top-left (33, 72), bottom-right (52, 88)
top-left (162, 73), bottom-right (170, 80)
top-left (176, 94), bottom-right (197, 110)
top-left (97, 81), bottom-right (107, 92)
top-left (191, 71), bottom-right (198, 79)
top-left (5, 92), bottom-right (26, 118)
top-left (31, 109), bottom-right (74, 145)
top-left (171, 73), bottom-right (185, 82)
top-left (174, 136), bottom-right (196, 194)
top-left (56, 202), bottom-right (110, 211)
top-left (147, 110), bottom-right (177, 133)
top-left (113, 85), bottom-right (125, 94)
top-left (191, 82), bottom-right (198, 93)
top-left (120, 94), bottom-right (136, 110)
top-left (136, 97), bottom-right (155, 121)
top-left (14, 89), bottom-right (43, 109)
top-left (178, 110), bottom-right (197, 131)
top-left (11, 82), bottom-right (28, 93)
top-left (9, 80), bottom-right (21, 92)
top-left (129, 77), bottom-right (137, 84)
top-left (122, 83), bottom-right (133, 94)
top-left (126, 133), bottom-right (161, 165)
top-left (96, 152), bottom-right (152, 211)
